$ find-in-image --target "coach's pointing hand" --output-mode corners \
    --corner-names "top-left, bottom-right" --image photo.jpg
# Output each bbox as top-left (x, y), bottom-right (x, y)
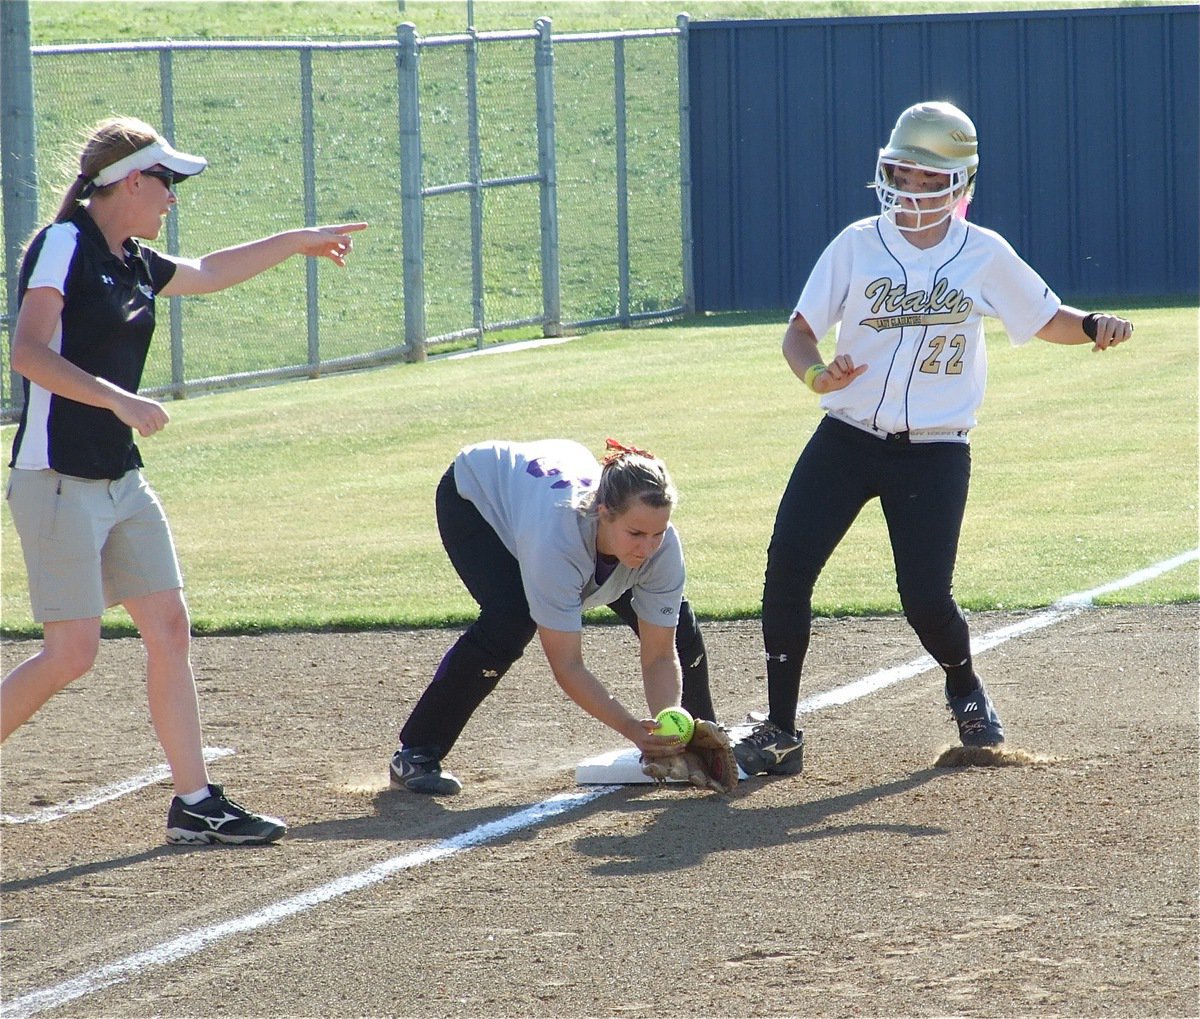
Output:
top-left (162, 222), bottom-right (370, 295)
top-left (298, 222), bottom-right (369, 267)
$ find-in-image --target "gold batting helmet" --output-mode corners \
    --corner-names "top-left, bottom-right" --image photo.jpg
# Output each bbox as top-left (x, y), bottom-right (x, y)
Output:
top-left (875, 101), bottom-right (978, 231)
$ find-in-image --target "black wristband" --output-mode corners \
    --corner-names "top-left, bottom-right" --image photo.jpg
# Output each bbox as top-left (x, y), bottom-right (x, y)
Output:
top-left (1082, 312), bottom-right (1100, 340)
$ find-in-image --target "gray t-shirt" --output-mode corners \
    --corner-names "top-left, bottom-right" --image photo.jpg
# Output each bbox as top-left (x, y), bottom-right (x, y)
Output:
top-left (453, 439), bottom-right (685, 632)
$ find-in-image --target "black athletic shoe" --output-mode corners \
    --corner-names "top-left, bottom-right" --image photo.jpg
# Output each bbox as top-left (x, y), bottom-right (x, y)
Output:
top-left (166, 784), bottom-right (286, 846)
top-left (390, 748), bottom-right (463, 795)
top-left (947, 684), bottom-right (1005, 746)
top-left (733, 721), bottom-right (805, 776)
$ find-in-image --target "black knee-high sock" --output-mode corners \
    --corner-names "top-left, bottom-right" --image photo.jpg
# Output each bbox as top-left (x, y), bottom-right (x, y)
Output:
top-left (761, 609), bottom-right (807, 736)
top-left (678, 626), bottom-right (716, 722)
top-left (904, 598), bottom-right (979, 699)
top-left (943, 658), bottom-right (980, 699)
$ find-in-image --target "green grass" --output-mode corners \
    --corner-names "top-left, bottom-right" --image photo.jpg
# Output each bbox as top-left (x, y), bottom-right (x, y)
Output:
top-left (29, 2), bottom-right (1153, 44)
top-left (5, 2), bottom-right (1194, 636)
top-left (11, 0), bottom-right (1165, 395)
top-left (2, 303), bottom-right (1196, 637)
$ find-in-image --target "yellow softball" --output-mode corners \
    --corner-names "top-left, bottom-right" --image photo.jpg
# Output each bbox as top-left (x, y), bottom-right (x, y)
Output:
top-left (653, 706), bottom-right (694, 743)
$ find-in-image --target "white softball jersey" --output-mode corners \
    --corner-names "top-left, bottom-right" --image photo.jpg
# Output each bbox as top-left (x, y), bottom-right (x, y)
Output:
top-left (452, 439), bottom-right (685, 633)
top-left (795, 215), bottom-right (1061, 438)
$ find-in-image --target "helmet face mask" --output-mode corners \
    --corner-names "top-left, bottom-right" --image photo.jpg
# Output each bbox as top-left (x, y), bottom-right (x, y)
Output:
top-left (875, 159), bottom-right (971, 232)
top-left (874, 101), bottom-right (978, 232)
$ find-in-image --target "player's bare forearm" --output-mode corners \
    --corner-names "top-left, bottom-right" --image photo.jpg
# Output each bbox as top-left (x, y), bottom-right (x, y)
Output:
top-left (782, 314), bottom-right (824, 380)
top-left (640, 660), bottom-right (682, 717)
top-left (539, 627), bottom-right (682, 757)
top-left (1037, 305), bottom-right (1134, 351)
top-left (553, 660), bottom-right (639, 737)
top-left (548, 657), bottom-right (680, 758)
top-left (637, 620), bottom-right (682, 715)
top-left (160, 223), bottom-right (367, 296)
top-left (15, 337), bottom-right (132, 413)
top-left (539, 626), bottom-right (650, 747)
top-left (12, 294), bottom-right (169, 434)
top-left (784, 313), bottom-right (868, 392)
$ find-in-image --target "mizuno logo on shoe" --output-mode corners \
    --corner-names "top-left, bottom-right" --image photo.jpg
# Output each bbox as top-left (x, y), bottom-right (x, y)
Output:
top-left (183, 809), bottom-right (241, 830)
top-left (734, 722), bottom-right (804, 777)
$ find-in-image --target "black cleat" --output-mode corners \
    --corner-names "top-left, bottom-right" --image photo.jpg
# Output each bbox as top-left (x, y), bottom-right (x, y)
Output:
top-left (947, 683), bottom-right (1005, 746)
top-left (733, 721), bottom-right (805, 776)
top-left (390, 748), bottom-right (463, 795)
top-left (166, 784), bottom-right (286, 846)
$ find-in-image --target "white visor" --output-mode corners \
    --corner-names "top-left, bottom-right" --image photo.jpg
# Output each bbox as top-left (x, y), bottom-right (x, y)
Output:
top-left (92, 139), bottom-right (208, 188)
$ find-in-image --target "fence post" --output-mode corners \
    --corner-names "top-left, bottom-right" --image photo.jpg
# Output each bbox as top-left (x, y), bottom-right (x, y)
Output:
top-left (158, 48), bottom-right (188, 398)
top-left (1, 0), bottom-right (37, 417)
top-left (300, 47), bottom-right (321, 374)
top-left (614, 37), bottom-right (630, 327)
top-left (397, 22), bottom-right (426, 361)
top-left (467, 29), bottom-right (485, 348)
top-left (534, 17), bottom-right (562, 338)
top-left (676, 12), bottom-right (695, 315)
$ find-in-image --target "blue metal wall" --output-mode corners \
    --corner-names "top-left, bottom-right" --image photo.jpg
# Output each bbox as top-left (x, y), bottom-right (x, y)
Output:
top-left (688, 5), bottom-right (1199, 311)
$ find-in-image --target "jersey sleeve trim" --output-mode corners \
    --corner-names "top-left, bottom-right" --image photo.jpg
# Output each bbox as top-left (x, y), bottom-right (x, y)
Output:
top-left (25, 222), bottom-right (81, 296)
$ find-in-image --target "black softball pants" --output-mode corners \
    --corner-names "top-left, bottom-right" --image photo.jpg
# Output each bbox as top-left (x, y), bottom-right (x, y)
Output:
top-left (399, 465), bottom-right (715, 759)
top-left (761, 416), bottom-right (975, 732)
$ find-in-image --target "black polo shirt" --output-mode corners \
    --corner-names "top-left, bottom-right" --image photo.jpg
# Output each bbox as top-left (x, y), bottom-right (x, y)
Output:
top-left (9, 207), bottom-right (178, 480)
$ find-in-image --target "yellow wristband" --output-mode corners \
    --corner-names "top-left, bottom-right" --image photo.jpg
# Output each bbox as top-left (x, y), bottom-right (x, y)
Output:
top-left (804, 363), bottom-right (827, 392)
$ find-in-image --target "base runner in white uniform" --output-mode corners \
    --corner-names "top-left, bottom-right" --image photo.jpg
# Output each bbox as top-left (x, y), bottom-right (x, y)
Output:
top-left (390, 438), bottom-right (719, 794)
top-left (734, 101), bottom-right (1135, 778)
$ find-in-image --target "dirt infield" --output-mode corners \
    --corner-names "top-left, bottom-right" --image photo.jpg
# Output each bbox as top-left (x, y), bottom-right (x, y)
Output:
top-left (1, 604), bottom-right (1197, 1018)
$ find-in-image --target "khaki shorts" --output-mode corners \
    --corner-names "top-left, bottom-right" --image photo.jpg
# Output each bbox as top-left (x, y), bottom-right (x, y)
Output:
top-left (5, 468), bottom-right (183, 623)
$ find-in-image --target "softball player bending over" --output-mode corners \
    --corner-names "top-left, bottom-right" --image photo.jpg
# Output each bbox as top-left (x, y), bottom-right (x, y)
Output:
top-left (390, 438), bottom-right (719, 794)
top-left (734, 101), bottom-right (1134, 778)
top-left (3, 116), bottom-right (366, 844)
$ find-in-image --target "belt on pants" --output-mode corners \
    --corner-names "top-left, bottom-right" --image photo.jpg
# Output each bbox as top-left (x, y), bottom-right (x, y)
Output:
top-left (827, 411), bottom-right (970, 444)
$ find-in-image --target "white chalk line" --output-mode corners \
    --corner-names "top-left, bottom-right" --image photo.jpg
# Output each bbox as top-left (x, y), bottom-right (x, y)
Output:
top-left (798, 608), bottom-right (1083, 713)
top-left (1053, 547), bottom-right (1198, 608)
top-left (0, 747), bottom-right (236, 825)
top-left (5, 549), bottom-right (1195, 1018)
top-left (1, 786), bottom-right (617, 1019)
top-left (798, 547), bottom-right (1198, 713)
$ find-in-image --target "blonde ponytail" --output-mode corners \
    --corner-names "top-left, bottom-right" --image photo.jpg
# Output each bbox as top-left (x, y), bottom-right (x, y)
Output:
top-left (53, 116), bottom-right (160, 222)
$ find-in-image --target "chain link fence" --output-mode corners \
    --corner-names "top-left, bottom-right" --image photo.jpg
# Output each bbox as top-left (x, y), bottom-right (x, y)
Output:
top-left (0, 18), bottom-right (691, 418)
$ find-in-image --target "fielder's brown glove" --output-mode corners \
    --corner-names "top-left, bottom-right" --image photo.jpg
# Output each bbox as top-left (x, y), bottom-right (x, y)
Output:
top-left (641, 719), bottom-right (738, 793)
